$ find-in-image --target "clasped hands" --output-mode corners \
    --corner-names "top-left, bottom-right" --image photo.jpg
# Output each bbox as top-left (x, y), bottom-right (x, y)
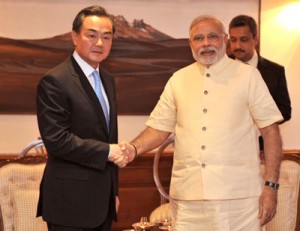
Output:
top-left (108, 142), bottom-right (136, 167)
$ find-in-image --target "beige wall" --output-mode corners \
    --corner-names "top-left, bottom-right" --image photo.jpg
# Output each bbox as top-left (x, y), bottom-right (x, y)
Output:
top-left (0, 0), bottom-right (299, 153)
top-left (260, 0), bottom-right (300, 149)
top-left (0, 115), bottom-right (148, 154)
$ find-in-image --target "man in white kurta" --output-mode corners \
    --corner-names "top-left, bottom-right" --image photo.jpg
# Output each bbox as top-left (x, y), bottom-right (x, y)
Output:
top-left (147, 55), bottom-right (282, 201)
top-left (120, 15), bottom-right (283, 231)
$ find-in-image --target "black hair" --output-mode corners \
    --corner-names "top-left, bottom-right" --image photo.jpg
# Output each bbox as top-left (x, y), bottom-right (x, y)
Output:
top-left (72, 5), bottom-right (115, 34)
top-left (229, 15), bottom-right (257, 38)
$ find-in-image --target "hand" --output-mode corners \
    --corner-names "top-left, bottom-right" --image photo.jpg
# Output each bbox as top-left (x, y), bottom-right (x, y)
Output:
top-left (108, 144), bottom-right (128, 168)
top-left (258, 187), bottom-right (278, 226)
top-left (116, 196), bottom-right (120, 213)
top-left (119, 141), bottom-right (136, 163)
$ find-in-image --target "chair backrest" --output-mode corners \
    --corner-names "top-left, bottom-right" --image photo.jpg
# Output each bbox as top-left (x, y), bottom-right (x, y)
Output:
top-left (150, 135), bottom-right (174, 223)
top-left (153, 135), bottom-right (174, 204)
top-left (19, 139), bottom-right (47, 158)
top-left (0, 156), bottom-right (47, 231)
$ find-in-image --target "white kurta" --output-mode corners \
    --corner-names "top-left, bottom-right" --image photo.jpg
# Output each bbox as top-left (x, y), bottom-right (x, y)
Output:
top-left (146, 55), bottom-right (283, 200)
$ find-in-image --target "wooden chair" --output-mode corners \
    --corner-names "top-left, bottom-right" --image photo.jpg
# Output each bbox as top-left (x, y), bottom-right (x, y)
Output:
top-left (19, 138), bottom-right (46, 158)
top-left (149, 135), bottom-right (174, 223)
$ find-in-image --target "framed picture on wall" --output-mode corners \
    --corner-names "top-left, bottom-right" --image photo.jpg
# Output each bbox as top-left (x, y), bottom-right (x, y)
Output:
top-left (0, 0), bottom-right (260, 115)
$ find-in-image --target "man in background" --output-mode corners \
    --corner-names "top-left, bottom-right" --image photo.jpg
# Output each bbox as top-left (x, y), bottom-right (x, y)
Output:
top-left (121, 15), bottom-right (283, 230)
top-left (36, 5), bottom-right (126, 231)
top-left (228, 15), bottom-right (291, 150)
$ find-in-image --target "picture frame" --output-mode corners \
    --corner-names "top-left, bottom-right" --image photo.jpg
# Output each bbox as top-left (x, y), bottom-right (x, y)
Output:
top-left (0, 0), bottom-right (260, 115)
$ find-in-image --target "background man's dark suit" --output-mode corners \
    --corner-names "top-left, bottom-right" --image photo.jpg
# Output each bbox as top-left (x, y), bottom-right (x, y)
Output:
top-left (256, 56), bottom-right (291, 149)
top-left (229, 54), bottom-right (291, 150)
top-left (229, 55), bottom-right (291, 123)
top-left (257, 56), bottom-right (291, 122)
top-left (36, 56), bottom-right (118, 228)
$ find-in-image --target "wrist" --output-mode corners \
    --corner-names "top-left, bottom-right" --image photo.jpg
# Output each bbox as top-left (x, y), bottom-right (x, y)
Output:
top-left (107, 144), bottom-right (112, 159)
top-left (130, 143), bottom-right (138, 159)
top-left (108, 144), bottom-right (119, 160)
top-left (265, 181), bottom-right (279, 191)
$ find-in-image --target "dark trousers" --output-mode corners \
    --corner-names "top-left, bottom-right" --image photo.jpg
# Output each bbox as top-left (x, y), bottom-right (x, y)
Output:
top-left (47, 216), bottom-right (112, 231)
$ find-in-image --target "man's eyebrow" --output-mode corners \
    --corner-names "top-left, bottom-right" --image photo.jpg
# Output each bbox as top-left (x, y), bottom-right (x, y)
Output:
top-left (87, 29), bottom-right (97, 33)
top-left (86, 29), bottom-right (112, 35)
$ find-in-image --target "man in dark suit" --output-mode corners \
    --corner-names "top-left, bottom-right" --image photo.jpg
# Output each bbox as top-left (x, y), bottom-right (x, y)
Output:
top-left (36, 5), bottom-right (128, 231)
top-left (228, 15), bottom-right (291, 150)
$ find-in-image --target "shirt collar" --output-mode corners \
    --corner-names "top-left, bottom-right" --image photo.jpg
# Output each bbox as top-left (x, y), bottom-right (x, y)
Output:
top-left (73, 51), bottom-right (98, 77)
top-left (197, 54), bottom-right (231, 75)
top-left (246, 51), bottom-right (258, 67)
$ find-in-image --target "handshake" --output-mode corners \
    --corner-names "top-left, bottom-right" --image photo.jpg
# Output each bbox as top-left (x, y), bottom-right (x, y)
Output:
top-left (108, 142), bottom-right (137, 168)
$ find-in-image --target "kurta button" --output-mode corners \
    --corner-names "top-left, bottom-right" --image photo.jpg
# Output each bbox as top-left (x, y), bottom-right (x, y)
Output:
top-left (202, 163), bottom-right (206, 168)
top-left (203, 109), bottom-right (207, 113)
top-left (204, 90), bottom-right (208, 95)
top-left (201, 145), bottom-right (206, 150)
top-left (202, 127), bottom-right (206, 131)
top-left (206, 73), bottom-right (210, 77)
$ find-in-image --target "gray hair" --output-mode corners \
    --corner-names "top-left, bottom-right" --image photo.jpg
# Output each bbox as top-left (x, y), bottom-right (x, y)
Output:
top-left (189, 15), bottom-right (226, 36)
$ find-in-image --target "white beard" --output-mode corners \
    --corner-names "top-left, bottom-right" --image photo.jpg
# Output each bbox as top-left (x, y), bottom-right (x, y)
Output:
top-left (192, 43), bottom-right (226, 66)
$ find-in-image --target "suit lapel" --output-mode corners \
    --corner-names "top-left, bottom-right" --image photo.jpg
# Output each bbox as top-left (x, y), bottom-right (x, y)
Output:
top-left (69, 57), bottom-right (110, 135)
top-left (257, 56), bottom-right (269, 83)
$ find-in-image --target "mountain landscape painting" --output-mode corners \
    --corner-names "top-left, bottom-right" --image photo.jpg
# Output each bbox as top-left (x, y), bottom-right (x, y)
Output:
top-left (0, 15), bottom-right (194, 115)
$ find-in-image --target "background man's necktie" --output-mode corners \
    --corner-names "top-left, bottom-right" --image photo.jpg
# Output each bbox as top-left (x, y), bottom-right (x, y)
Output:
top-left (92, 70), bottom-right (109, 128)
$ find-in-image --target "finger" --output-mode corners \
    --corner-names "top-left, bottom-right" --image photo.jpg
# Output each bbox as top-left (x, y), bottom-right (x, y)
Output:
top-left (119, 162), bottom-right (127, 168)
top-left (118, 159), bottom-right (128, 168)
top-left (114, 155), bottom-right (124, 164)
top-left (258, 206), bottom-right (262, 219)
top-left (119, 143), bottom-right (126, 151)
top-left (260, 212), bottom-right (273, 226)
top-left (120, 156), bottom-right (129, 166)
top-left (124, 155), bottom-right (128, 162)
top-left (119, 141), bottom-right (129, 151)
top-left (122, 156), bottom-right (129, 167)
top-left (115, 155), bottom-right (129, 167)
top-left (110, 154), bottom-right (122, 162)
top-left (260, 216), bottom-right (268, 226)
top-left (110, 155), bottom-right (119, 161)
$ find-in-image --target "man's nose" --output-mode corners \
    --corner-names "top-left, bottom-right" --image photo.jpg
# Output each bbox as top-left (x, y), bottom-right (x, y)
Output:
top-left (96, 37), bottom-right (103, 46)
top-left (202, 37), bottom-right (211, 46)
top-left (198, 38), bottom-right (211, 48)
top-left (234, 40), bottom-right (243, 49)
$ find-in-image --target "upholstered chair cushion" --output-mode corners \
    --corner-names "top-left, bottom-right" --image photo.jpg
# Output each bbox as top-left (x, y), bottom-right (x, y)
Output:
top-left (261, 160), bottom-right (300, 231)
top-left (149, 203), bottom-right (171, 223)
top-left (0, 158), bottom-right (46, 230)
top-left (12, 189), bottom-right (47, 231)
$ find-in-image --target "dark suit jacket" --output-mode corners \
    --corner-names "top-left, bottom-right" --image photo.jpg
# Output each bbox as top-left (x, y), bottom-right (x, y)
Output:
top-left (36, 56), bottom-right (118, 228)
top-left (229, 55), bottom-right (291, 149)
top-left (257, 56), bottom-right (291, 122)
top-left (257, 56), bottom-right (291, 150)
